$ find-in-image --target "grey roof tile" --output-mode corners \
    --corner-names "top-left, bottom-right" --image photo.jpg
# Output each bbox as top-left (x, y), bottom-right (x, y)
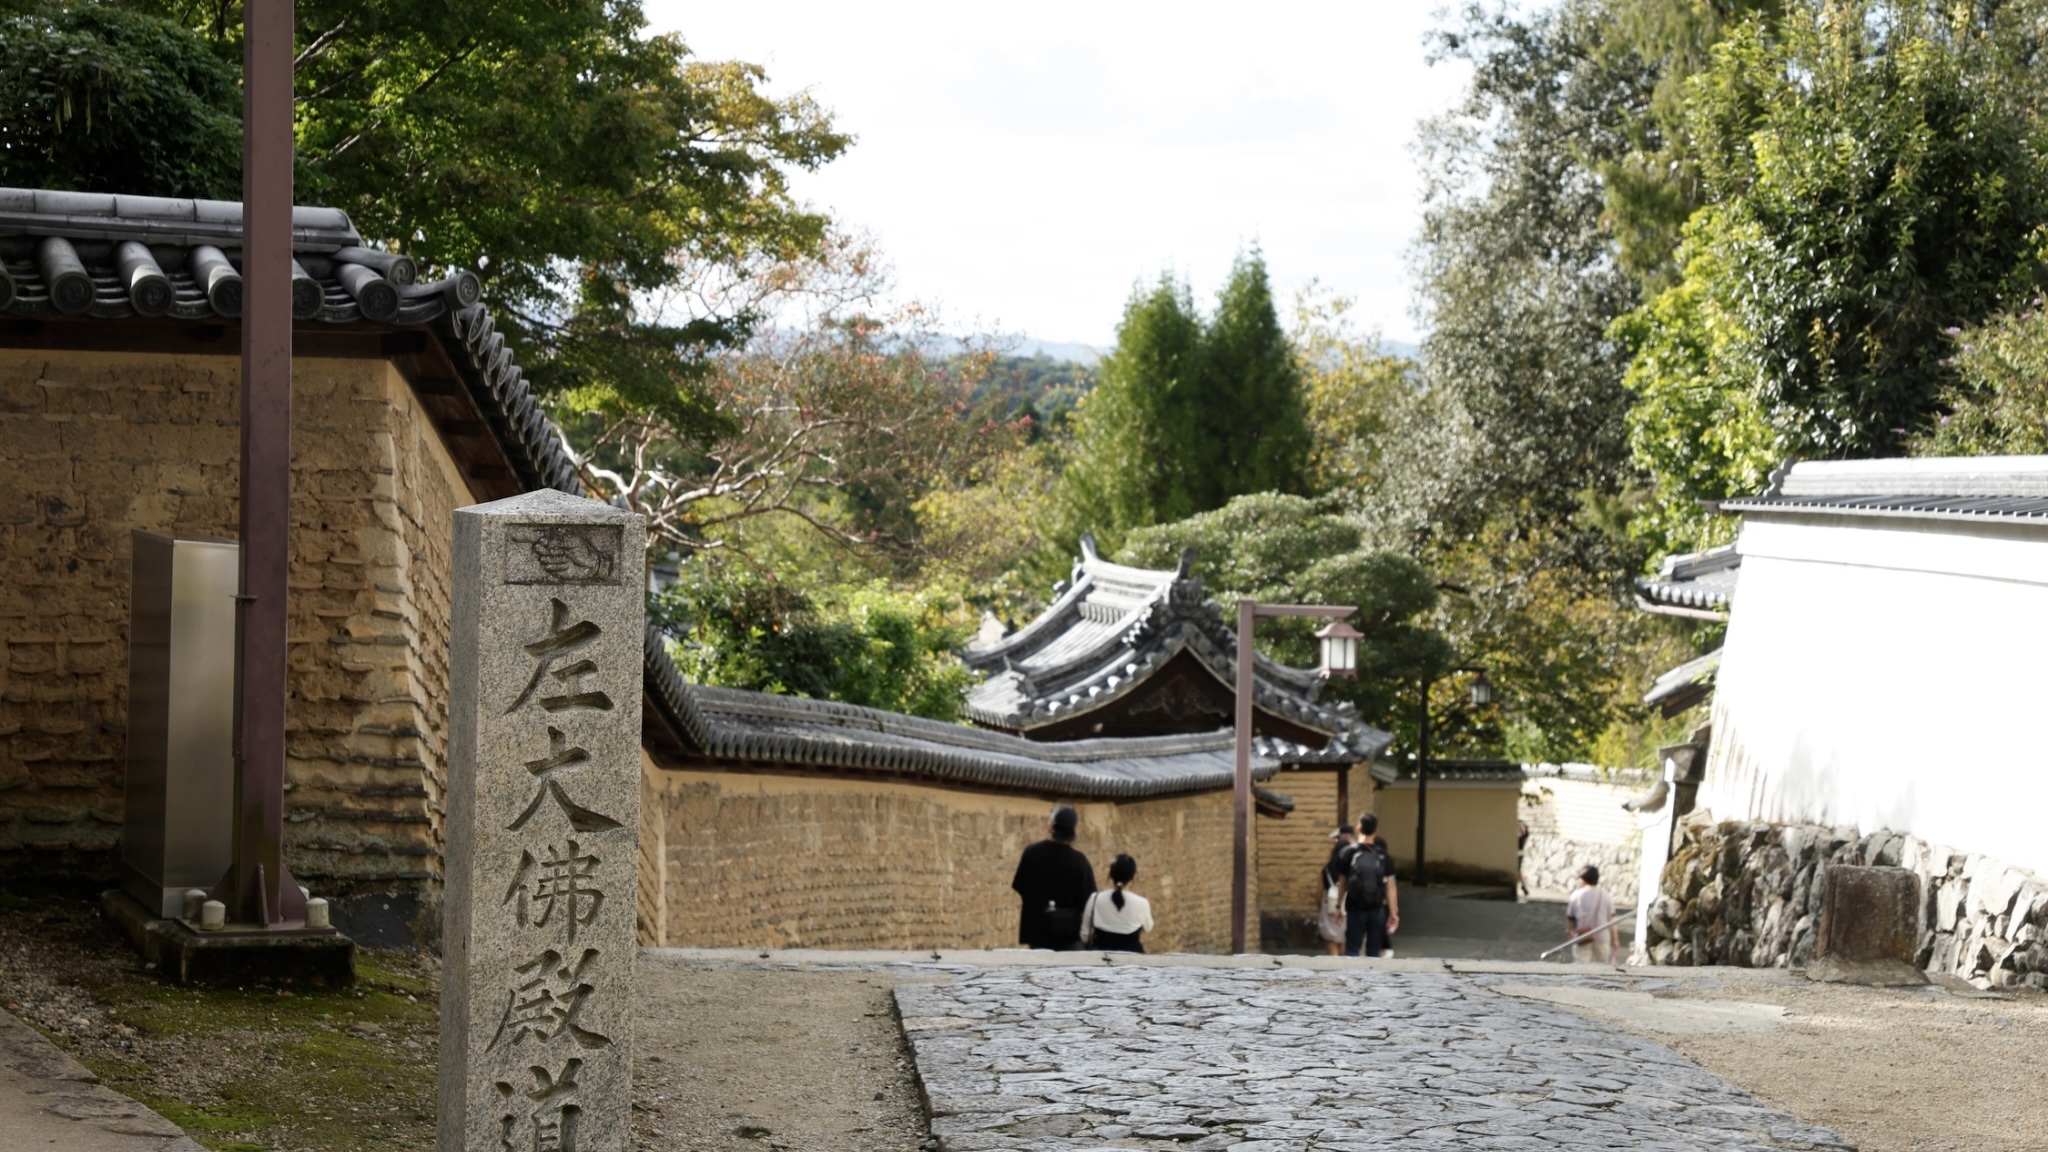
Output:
top-left (640, 639), bottom-right (1292, 798)
top-left (1635, 543), bottom-right (1740, 614)
top-left (1644, 647), bottom-right (1721, 716)
top-left (1723, 456), bottom-right (2048, 523)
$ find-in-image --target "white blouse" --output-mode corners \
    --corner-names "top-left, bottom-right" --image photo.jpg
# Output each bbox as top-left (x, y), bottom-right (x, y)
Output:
top-left (1084, 888), bottom-right (1154, 936)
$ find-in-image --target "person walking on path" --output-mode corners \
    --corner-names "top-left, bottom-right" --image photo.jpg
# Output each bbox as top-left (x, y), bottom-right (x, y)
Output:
top-left (1516, 820), bottom-right (1531, 899)
top-left (1566, 864), bottom-right (1620, 964)
top-left (1011, 804), bottom-right (1096, 950)
top-left (1081, 853), bottom-right (1152, 952)
top-left (1341, 814), bottom-right (1400, 958)
top-left (1318, 826), bottom-right (1356, 955)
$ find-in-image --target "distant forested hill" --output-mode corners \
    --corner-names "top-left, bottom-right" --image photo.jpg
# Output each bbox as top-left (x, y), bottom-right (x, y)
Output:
top-left (967, 353), bottom-right (1096, 432)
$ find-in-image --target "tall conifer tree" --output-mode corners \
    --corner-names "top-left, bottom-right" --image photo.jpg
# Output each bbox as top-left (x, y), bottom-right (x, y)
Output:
top-left (1195, 252), bottom-right (1311, 507)
top-left (1047, 251), bottom-right (1311, 564)
top-left (1049, 277), bottom-right (1203, 557)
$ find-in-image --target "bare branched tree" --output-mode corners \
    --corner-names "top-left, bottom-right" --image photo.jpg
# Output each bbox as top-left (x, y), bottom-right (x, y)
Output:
top-left (556, 232), bottom-right (1023, 559)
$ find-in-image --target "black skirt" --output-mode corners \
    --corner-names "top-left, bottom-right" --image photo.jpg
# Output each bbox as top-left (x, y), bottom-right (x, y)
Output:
top-left (1091, 928), bottom-right (1144, 953)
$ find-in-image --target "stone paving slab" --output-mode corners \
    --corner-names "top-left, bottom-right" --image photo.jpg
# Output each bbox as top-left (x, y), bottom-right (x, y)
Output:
top-left (0, 1008), bottom-right (202, 1152)
top-left (895, 966), bottom-right (1854, 1152)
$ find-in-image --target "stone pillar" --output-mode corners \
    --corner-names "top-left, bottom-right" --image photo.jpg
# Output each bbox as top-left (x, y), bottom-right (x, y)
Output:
top-left (439, 490), bottom-right (644, 1152)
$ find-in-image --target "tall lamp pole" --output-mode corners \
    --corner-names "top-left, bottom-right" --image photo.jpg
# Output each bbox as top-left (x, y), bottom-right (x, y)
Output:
top-left (1413, 665), bottom-right (1492, 888)
top-left (1231, 602), bottom-right (1360, 954)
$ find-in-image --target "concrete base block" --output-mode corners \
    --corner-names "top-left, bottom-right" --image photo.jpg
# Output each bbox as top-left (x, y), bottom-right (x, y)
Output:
top-left (1805, 955), bottom-right (1927, 986)
top-left (99, 888), bottom-right (356, 987)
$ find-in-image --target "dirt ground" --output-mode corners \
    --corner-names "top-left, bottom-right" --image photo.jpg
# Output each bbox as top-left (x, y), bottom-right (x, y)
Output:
top-left (1630, 971), bottom-right (2048, 1152)
top-left (633, 953), bottom-right (931, 1152)
top-left (0, 894), bottom-right (932, 1152)
top-left (3, 889), bottom-right (2043, 1152)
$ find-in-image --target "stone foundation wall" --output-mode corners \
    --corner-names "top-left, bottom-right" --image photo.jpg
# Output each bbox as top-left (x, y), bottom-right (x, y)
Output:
top-left (1644, 812), bottom-right (2048, 989)
top-left (1519, 766), bottom-right (1651, 903)
top-left (0, 349), bottom-right (472, 935)
top-left (640, 761), bottom-right (1250, 954)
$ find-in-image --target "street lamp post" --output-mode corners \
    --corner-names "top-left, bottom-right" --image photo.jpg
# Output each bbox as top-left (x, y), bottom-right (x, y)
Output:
top-left (1413, 665), bottom-right (1492, 888)
top-left (1232, 601), bottom-right (1358, 954)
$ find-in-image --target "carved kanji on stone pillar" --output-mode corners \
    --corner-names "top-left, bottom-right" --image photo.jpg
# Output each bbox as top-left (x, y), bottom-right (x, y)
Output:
top-left (439, 490), bottom-right (643, 1152)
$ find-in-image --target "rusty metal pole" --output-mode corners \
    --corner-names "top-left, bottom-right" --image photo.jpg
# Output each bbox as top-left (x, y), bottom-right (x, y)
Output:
top-left (214, 0), bottom-right (303, 928)
top-left (1230, 601), bottom-right (1356, 955)
top-left (1231, 600), bottom-right (1255, 954)
top-left (1414, 676), bottom-right (1430, 888)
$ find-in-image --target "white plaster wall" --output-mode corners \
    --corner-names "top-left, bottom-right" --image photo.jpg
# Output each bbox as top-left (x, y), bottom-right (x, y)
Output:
top-left (1519, 769), bottom-right (1649, 902)
top-left (1703, 512), bottom-right (2048, 876)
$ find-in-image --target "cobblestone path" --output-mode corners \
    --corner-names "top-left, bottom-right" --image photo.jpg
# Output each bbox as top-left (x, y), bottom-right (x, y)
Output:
top-left (895, 966), bottom-right (1854, 1152)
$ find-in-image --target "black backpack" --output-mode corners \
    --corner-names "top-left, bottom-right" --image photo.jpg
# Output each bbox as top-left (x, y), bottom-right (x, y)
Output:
top-left (1347, 844), bottom-right (1386, 910)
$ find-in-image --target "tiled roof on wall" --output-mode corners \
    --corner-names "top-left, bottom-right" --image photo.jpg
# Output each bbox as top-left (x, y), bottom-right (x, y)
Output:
top-left (1635, 543), bottom-right (1740, 618)
top-left (0, 188), bottom-right (480, 325)
top-left (1722, 456), bottom-right (2048, 523)
top-left (0, 185), bottom-right (1296, 802)
top-left (643, 652), bottom-right (1296, 798)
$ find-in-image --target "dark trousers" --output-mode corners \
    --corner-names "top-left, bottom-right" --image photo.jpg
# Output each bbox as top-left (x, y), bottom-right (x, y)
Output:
top-left (1344, 904), bottom-right (1389, 958)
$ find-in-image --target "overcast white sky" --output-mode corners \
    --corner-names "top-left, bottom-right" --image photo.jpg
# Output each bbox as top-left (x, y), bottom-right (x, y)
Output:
top-left (639, 2), bottom-right (1472, 350)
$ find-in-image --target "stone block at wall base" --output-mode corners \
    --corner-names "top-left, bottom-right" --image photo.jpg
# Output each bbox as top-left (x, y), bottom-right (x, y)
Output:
top-left (1649, 813), bottom-right (2048, 988)
top-left (1260, 913), bottom-right (1321, 953)
top-left (312, 882), bottom-right (433, 949)
top-left (0, 846), bottom-right (118, 895)
top-left (1806, 955), bottom-right (1926, 986)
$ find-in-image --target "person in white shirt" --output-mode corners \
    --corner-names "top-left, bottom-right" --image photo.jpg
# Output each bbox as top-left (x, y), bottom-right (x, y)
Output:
top-left (1565, 864), bottom-right (1619, 964)
top-left (1081, 853), bottom-right (1153, 952)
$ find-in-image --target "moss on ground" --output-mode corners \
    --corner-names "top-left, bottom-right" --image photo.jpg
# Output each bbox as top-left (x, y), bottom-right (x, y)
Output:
top-left (75, 956), bottom-right (441, 1152)
top-left (0, 896), bottom-right (441, 1152)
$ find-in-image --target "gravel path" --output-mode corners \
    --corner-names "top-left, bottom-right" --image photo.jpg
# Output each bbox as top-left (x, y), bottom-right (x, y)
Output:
top-left (1580, 969), bottom-right (2048, 1152)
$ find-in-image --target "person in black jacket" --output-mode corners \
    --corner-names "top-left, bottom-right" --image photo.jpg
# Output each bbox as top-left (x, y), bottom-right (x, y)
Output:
top-left (1011, 805), bottom-right (1096, 949)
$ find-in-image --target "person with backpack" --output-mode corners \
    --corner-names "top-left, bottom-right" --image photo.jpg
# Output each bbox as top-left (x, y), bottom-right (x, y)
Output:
top-left (1011, 804), bottom-right (1096, 949)
top-left (1341, 813), bottom-right (1400, 958)
top-left (1080, 853), bottom-right (1152, 952)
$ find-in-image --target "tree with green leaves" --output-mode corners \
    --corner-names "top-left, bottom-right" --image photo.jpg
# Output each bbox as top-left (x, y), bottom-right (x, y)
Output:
top-left (1118, 493), bottom-right (1454, 743)
top-left (0, 4), bottom-right (240, 198)
top-left (1046, 275), bottom-right (1204, 556)
top-left (653, 567), bottom-right (974, 721)
top-left (1617, 0), bottom-right (2048, 551)
top-left (1048, 251), bottom-right (1310, 561)
top-left (1915, 300), bottom-right (2048, 457)
top-left (0, 0), bottom-right (848, 444)
top-left (1293, 288), bottom-right (1415, 500)
top-left (1188, 251), bottom-right (1311, 510)
top-left (1346, 0), bottom-right (1680, 764)
top-left (1400, 0), bottom-right (1655, 549)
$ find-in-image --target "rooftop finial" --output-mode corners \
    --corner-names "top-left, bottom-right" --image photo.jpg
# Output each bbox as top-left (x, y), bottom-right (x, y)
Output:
top-left (1078, 532), bottom-right (1099, 562)
top-left (1176, 546), bottom-right (1197, 578)
top-left (1763, 459), bottom-right (1794, 498)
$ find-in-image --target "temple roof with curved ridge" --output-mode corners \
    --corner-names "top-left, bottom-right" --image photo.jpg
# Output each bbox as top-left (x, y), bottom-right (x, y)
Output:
top-left (960, 536), bottom-right (1393, 765)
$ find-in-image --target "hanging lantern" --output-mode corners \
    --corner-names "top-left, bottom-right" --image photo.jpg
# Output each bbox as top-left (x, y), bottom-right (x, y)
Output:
top-left (1469, 668), bottom-right (1494, 707)
top-left (1315, 620), bottom-right (1362, 679)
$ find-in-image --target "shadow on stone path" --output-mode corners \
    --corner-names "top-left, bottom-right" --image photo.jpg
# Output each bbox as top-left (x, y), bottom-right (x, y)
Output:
top-left (897, 965), bottom-right (1853, 1151)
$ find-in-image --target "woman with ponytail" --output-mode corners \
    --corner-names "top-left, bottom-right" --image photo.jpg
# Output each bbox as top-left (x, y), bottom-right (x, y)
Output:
top-left (1080, 854), bottom-right (1153, 952)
